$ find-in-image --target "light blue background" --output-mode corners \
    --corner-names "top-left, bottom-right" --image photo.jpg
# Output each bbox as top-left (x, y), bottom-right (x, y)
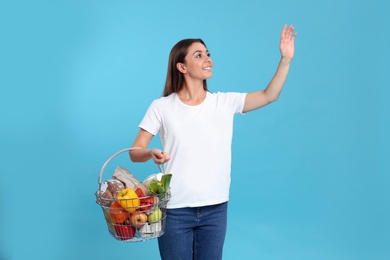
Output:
top-left (1, 0), bottom-right (389, 259)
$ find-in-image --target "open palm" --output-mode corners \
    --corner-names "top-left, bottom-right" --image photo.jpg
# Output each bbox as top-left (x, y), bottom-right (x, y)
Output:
top-left (280, 24), bottom-right (297, 61)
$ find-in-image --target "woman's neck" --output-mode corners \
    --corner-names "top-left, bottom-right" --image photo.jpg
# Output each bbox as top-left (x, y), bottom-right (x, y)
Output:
top-left (177, 82), bottom-right (207, 106)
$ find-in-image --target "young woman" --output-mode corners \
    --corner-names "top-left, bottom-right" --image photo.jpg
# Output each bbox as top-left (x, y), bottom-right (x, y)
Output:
top-left (130, 24), bottom-right (297, 260)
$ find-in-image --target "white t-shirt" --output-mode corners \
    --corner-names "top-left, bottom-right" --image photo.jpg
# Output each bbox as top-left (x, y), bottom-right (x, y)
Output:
top-left (139, 91), bottom-right (247, 208)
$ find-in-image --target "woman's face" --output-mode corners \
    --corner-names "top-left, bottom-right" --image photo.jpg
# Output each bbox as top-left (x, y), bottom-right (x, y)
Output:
top-left (180, 42), bottom-right (213, 81)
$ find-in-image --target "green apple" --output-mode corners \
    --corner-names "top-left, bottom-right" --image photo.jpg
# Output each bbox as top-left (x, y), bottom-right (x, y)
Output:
top-left (147, 207), bottom-right (162, 222)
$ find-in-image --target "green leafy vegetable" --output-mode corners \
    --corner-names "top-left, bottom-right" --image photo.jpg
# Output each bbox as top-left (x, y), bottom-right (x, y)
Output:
top-left (148, 173), bottom-right (172, 197)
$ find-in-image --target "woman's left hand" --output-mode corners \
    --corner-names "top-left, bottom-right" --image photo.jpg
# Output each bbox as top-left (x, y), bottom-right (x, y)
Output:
top-left (280, 24), bottom-right (297, 62)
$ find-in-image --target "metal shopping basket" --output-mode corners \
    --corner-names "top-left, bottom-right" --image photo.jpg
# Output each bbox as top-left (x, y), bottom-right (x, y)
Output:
top-left (95, 148), bottom-right (171, 242)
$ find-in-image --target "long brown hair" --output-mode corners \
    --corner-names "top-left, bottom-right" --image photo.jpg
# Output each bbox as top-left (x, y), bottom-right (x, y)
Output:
top-left (162, 39), bottom-right (208, 97)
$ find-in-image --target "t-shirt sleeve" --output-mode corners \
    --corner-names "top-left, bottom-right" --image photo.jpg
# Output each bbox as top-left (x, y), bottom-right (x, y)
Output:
top-left (138, 100), bottom-right (162, 135)
top-left (221, 92), bottom-right (247, 114)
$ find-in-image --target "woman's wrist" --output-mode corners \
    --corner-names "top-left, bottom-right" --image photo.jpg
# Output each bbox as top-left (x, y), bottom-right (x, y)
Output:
top-left (148, 149), bottom-right (154, 158)
top-left (280, 56), bottom-right (292, 64)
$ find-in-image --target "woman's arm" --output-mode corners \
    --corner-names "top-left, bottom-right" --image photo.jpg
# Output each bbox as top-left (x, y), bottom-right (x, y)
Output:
top-left (243, 24), bottom-right (297, 113)
top-left (129, 128), bottom-right (171, 164)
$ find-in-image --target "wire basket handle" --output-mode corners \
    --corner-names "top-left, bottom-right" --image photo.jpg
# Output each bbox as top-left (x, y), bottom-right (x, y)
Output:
top-left (98, 147), bottom-right (164, 187)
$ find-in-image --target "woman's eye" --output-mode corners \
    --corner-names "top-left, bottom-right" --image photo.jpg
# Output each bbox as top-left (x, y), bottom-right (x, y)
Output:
top-left (195, 52), bottom-right (210, 58)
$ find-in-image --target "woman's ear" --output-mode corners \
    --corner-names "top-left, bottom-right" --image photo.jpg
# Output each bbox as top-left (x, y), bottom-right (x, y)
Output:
top-left (176, 63), bottom-right (186, 73)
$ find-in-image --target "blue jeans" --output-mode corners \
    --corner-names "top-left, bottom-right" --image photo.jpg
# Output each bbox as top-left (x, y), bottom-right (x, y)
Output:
top-left (158, 202), bottom-right (228, 260)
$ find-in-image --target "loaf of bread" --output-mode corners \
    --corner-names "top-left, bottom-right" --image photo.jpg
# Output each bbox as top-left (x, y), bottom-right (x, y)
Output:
top-left (112, 166), bottom-right (141, 190)
top-left (106, 179), bottom-right (125, 197)
top-left (96, 179), bottom-right (125, 207)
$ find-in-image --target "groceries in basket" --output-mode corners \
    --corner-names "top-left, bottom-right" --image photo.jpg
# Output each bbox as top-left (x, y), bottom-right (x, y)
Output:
top-left (96, 179), bottom-right (124, 207)
top-left (96, 165), bottom-right (172, 242)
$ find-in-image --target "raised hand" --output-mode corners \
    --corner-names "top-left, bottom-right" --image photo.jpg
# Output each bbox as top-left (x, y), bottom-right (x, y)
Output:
top-left (280, 24), bottom-right (297, 62)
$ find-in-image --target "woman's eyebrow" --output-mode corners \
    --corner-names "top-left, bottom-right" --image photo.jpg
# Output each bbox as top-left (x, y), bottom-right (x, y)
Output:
top-left (192, 49), bottom-right (209, 56)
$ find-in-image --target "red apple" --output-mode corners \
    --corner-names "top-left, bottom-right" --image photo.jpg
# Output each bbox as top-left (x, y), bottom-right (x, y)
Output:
top-left (129, 211), bottom-right (148, 228)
